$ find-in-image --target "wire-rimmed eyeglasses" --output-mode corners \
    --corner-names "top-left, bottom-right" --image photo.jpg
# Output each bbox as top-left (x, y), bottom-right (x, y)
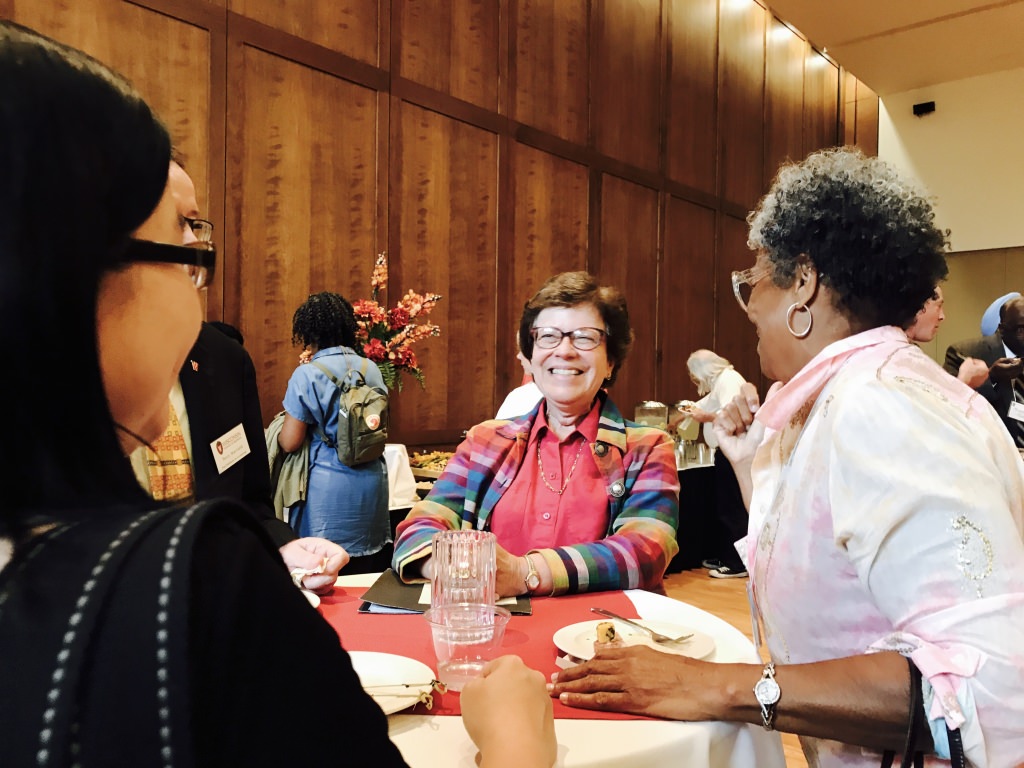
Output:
top-left (530, 327), bottom-right (607, 351)
top-left (184, 216), bottom-right (214, 243)
top-left (731, 265), bottom-right (771, 312)
top-left (121, 239), bottom-right (217, 289)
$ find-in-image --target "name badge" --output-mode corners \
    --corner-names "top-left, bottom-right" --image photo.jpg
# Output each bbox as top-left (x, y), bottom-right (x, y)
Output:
top-left (1009, 402), bottom-right (1024, 423)
top-left (210, 423), bottom-right (251, 474)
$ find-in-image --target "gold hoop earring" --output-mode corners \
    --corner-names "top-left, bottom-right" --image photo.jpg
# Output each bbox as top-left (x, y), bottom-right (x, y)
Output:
top-left (786, 302), bottom-right (812, 338)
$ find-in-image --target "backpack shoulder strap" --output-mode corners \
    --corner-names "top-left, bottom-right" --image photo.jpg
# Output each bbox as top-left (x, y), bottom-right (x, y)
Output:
top-left (308, 360), bottom-right (346, 448)
top-left (340, 356), bottom-right (372, 390)
top-left (309, 360), bottom-right (343, 389)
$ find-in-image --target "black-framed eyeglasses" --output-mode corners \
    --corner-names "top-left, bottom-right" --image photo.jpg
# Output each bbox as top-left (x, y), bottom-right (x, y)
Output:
top-left (731, 265), bottom-right (771, 312)
top-left (184, 216), bottom-right (214, 243)
top-left (530, 326), bottom-right (607, 351)
top-left (122, 239), bottom-right (217, 289)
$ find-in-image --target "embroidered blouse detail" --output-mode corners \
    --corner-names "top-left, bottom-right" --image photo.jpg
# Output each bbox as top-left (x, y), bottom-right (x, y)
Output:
top-left (952, 515), bottom-right (994, 598)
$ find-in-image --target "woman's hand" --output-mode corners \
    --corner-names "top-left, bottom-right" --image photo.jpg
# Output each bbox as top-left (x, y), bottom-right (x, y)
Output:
top-left (495, 543), bottom-right (529, 597)
top-left (550, 645), bottom-right (718, 721)
top-left (279, 538), bottom-right (349, 594)
top-left (712, 382), bottom-right (765, 467)
top-left (461, 656), bottom-right (556, 768)
top-left (956, 357), bottom-right (989, 388)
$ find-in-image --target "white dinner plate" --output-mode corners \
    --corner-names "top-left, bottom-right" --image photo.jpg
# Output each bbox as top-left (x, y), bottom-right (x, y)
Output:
top-left (552, 619), bottom-right (716, 661)
top-left (348, 651), bottom-right (437, 715)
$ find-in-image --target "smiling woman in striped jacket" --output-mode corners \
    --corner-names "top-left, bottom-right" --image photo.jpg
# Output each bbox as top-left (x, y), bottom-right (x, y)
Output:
top-left (393, 271), bottom-right (680, 598)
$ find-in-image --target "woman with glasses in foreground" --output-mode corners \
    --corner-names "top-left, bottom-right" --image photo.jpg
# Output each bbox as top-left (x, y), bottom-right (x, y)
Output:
top-left (393, 271), bottom-right (680, 597)
top-left (0, 21), bottom-right (554, 768)
top-left (552, 148), bottom-right (1024, 766)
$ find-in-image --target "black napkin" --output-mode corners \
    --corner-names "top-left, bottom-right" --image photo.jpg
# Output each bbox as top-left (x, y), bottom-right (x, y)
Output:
top-left (357, 569), bottom-right (532, 615)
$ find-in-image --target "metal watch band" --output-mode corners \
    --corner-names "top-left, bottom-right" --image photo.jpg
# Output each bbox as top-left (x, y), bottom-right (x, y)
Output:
top-left (755, 661), bottom-right (780, 731)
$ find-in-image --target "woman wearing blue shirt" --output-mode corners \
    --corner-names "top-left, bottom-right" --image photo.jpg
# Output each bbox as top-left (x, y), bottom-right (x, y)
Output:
top-left (278, 292), bottom-right (392, 572)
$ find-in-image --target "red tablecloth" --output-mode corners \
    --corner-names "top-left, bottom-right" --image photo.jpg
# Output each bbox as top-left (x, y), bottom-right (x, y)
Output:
top-left (319, 586), bottom-right (648, 720)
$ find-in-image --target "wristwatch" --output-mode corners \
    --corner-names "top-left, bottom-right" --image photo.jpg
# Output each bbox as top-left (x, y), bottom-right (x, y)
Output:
top-left (753, 662), bottom-right (781, 730)
top-left (523, 554), bottom-right (541, 594)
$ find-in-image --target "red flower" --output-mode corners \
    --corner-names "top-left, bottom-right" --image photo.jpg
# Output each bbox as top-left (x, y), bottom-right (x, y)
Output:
top-left (363, 338), bottom-right (387, 363)
top-left (352, 252), bottom-right (443, 391)
top-left (387, 306), bottom-right (410, 329)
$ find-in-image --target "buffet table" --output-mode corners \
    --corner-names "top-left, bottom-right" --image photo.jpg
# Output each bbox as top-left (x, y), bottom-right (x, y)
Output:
top-left (324, 573), bottom-right (785, 768)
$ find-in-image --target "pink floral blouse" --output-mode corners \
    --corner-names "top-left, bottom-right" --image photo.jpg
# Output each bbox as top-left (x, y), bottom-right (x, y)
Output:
top-left (744, 326), bottom-right (1024, 767)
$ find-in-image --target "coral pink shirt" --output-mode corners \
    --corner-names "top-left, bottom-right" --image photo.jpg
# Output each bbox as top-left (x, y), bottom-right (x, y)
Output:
top-left (490, 402), bottom-right (607, 555)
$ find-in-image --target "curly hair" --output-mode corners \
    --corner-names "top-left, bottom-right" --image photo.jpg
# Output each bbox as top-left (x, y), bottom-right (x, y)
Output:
top-left (291, 291), bottom-right (358, 350)
top-left (747, 147), bottom-right (949, 329)
top-left (518, 271), bottom-right (634, 385)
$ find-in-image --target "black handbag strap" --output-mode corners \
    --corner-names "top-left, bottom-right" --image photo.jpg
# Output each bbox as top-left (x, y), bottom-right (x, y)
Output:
top-left (881, 657), bottom-right (967, 768)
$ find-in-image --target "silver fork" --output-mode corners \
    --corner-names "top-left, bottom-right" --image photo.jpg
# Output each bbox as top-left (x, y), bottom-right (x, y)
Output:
top-left (591, 607), bottom-right (693, 644)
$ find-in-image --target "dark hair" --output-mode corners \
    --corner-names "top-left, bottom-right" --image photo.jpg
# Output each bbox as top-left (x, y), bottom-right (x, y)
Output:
top-left (0, 22), bottom-right (172, 534)
top-left (747, 147), bottom-right (949, 329)
top-left (518, 271), bottom-right (634, 385)
top-left (208, 320), bottom-right (245, 346)
top-left (292, 292), bottom-right (359, 350)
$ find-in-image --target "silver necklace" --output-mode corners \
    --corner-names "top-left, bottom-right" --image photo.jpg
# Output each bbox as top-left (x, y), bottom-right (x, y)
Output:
top-left (536, 439), bottom-right (587, 495)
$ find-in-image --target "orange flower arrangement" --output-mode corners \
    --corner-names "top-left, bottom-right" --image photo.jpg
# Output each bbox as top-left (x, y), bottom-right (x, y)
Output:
top-left (351, 252), bottom-right (442, 391)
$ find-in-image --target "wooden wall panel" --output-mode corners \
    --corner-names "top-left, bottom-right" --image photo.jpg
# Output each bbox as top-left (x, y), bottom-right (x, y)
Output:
top-left (392, 104), bottom-right (499, 441)
top-left (592, 0), bottom-right (662, 172)
top-left (10, 0), bottom-right (221, 308)
top-left (228, 45), bottom-right (381, 426)
top-left (228, 0), bottom-right (380, 64)
top-left (507, 142), bottom-right (590, 333)
top-left (666, 0), bottom-right (718, 194)
top-left (718, 0), bottom-right (766, 209)
top-left (593, 175), bottom-right (660, 418)
top-left (510, 0), bottom-right (588, 144)
top-left (15, 0), bottom-right (875, 438)
top-left (842, 69), bottom-right (858, 147)
top-left (764, 18), bottom-right (804, 184)
top-left (715, 214), bottom-right (762, 390)
top-left (802, 50), bottom-right (839, 155)
top-left (397, 0), bottom-right (500, 110)
top-left (854, 79), bottom-right (879, 156)
top-left (659, 197), bottom-right (717, 404)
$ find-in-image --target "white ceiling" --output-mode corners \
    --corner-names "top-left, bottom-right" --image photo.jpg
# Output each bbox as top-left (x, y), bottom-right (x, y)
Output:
top-left (764, 0), bottom-right (1024, 95)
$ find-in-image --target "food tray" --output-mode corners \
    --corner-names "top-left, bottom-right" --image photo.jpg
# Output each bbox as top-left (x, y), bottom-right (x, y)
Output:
top-left (411, 467), bottom-right (444, 480)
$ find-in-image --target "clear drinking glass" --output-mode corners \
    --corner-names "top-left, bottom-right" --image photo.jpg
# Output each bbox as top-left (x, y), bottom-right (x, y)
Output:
top-left (423, 603), bottom-right (510, 691)
top-left (430, 530), bottom-right (497, 609)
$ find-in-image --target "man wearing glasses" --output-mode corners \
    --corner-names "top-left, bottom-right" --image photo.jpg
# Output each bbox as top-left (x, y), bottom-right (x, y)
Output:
top-left (129, 160), bottom-right (347, 591)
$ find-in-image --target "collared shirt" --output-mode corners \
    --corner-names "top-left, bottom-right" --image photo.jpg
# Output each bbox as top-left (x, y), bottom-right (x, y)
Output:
top-left (490, 403), bottom-right (605, 554)
top-left (392, 392), bottom-right (680, 595)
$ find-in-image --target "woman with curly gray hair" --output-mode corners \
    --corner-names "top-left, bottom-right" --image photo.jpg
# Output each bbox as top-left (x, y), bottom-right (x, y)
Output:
top-left (552, 148), bottom-right (1024, 767)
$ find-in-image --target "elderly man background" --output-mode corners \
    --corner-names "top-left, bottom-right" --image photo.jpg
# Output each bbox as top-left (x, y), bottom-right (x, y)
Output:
top-left (944, 295), bottom-right (1024, 450)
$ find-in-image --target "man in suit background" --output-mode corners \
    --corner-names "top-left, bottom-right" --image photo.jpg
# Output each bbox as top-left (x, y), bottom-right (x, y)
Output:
top-left (945, 295), bottom-right (1024, 449)
top-left (130, 159), bottom-right (346, 591)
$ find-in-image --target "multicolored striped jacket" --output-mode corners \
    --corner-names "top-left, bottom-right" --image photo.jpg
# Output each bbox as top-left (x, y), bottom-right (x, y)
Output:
top-left (392, 394), bottom-right (680, 594)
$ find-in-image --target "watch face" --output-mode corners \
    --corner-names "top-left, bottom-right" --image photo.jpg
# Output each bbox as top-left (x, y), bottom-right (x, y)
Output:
top-left (754, 677), bottom-right (781, 706)
top-left (526, 573), bottom-right (541, 590)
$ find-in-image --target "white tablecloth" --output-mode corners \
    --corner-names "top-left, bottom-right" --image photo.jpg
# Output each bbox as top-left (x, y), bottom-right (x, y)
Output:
top-left (335, 574), bottom-right (785, 768)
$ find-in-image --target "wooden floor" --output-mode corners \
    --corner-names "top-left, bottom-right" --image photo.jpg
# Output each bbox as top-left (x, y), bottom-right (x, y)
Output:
top-left (663, 569), bottom-right (808, 768)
